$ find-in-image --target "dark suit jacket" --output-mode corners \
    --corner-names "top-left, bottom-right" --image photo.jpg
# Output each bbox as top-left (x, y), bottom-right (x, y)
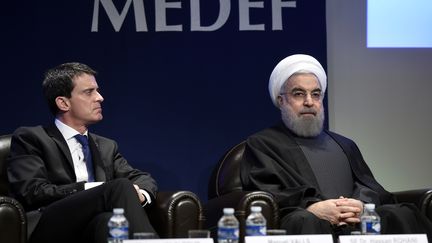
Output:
top-left (7, 125), bottom-right (158, 212)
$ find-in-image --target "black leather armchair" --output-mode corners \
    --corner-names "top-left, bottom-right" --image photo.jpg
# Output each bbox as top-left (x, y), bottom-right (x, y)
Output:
top-left (0, 134), bottom-right (205, 243)
top-left (205, 141), bottom-right (432, 241)
top-left (205, 141), bottom-right (279, 241)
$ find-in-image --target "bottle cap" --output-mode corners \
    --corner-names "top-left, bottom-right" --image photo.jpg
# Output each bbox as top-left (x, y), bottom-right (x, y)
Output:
top-left (250, 206), bottom-right (262, 213)
top-left (113, 208), bottom-right (124, 214)
top-left (364, 203), bottom-right (375, 210)
top-left (223, 208), bottom-right (235, 214)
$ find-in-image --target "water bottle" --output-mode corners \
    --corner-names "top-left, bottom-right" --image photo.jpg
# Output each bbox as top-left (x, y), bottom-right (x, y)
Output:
top-left (246, 206), bottom-right (266, 236)
top-left (218, 208), bottom-right (239, 243)
top-left (108, 208), bottom-right (129, 242)
top-left (361, 203), bottom-right (381, 235)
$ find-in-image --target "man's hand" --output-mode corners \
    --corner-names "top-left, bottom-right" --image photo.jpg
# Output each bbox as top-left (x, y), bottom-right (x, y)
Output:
top-left (306, 198), bottom-right (362, 225)
top-left (133, 184), bottom-right (146, 204)
top-left (335, 197), bottom-right (363, 224)
top-left (307, 199), bottom-right (348, 224)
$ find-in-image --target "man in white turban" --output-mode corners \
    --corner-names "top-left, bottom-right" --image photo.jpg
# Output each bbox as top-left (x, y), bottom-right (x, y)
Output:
top-left (240, 54), bottom-right (432, 240)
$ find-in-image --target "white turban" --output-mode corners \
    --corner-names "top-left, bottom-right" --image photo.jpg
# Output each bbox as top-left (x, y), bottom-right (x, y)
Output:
top-left (268, 54), bottom-right (327, 107)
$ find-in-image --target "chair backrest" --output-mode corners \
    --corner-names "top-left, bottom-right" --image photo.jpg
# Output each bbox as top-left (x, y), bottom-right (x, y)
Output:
top-left (208, 141), bottom-right (246, 199)
top-left (0, 134), bottom-right (12, 196)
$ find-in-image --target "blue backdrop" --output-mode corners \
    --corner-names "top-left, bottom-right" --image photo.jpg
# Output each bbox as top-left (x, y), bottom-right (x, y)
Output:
top-left (1, 0), bottom-right (327, 201)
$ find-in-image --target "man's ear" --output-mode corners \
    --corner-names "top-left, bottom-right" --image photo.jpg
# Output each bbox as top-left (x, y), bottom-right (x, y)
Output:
top-left (277, 95), bottom-right (284, 109)
top-left (55, 97), bottom-right (70, 112)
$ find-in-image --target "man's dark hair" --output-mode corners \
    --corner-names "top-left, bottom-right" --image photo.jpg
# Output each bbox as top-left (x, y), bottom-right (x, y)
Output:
top-left (42, 62), bottom-right (97, 115)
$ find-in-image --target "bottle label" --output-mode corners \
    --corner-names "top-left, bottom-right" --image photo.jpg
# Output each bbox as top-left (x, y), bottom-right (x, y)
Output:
top-left (218, 227), bottom-right (239, 240)
top-left (363, 221), bottom-right (381, 234)
top-left (109, 226), bottom-right (129, 239)
top-left (246, 225), bottom-right (266, 236)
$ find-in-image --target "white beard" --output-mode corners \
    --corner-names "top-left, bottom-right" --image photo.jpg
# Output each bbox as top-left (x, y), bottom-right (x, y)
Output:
top-left (281, 104), bottom-right (324, 137)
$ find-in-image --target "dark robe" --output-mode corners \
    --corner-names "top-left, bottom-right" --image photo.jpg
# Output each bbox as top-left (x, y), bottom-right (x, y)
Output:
top-left (240, 122), bottom-right (432, 238)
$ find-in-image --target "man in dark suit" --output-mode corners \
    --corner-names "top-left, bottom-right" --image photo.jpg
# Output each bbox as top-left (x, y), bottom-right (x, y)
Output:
top-left (7, 62), bottom-right (158, 243)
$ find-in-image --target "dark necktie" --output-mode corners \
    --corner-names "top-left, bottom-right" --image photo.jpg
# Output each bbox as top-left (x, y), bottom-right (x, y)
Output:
top-left (74, 134), bottom-right (95, 182)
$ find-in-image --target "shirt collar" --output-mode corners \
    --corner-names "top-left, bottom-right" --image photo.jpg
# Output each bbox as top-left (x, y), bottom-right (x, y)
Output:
top-left (55, 119), bottom-right (89, 141)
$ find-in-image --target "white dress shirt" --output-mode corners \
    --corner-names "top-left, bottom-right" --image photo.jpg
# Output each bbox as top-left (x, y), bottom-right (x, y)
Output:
top-left (55, 119), bottom-right (90, 183)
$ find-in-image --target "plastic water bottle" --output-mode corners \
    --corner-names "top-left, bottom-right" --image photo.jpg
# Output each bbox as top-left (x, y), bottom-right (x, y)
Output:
top-left (361, 203), bottom-right (381, 234)
top-left (108, 208), bottom-right (129, 242)
top-left (246, 206), bottom-right (266, 236)
top-left (218, 208), bottom-right (239, 243)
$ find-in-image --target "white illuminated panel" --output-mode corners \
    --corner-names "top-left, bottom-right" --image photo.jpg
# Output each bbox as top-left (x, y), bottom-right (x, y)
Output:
top-left (367, 0), bottom-right (432, 47)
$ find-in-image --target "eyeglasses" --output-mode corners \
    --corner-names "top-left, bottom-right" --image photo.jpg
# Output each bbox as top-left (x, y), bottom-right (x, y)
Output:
top-left (280, 89), bottom-right (322, 101)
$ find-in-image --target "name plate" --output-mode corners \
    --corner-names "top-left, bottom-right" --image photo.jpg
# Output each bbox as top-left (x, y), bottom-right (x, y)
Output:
top-left (245, 234), bottom-right (333, 243)
top-left (339, 234), bottom-right (428, 243)
top-left (124, 238), bottom-right (213, 243)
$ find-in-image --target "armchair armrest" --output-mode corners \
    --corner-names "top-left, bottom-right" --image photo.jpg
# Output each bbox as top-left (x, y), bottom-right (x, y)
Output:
top-left (393, 188), bottom-right (432, 221)
top-left (205, 190), bottom-right (279, 242)
top-left (148, 191), bottom-right (204, 238)
top-left (0, 196), bottom-right (27, 243)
